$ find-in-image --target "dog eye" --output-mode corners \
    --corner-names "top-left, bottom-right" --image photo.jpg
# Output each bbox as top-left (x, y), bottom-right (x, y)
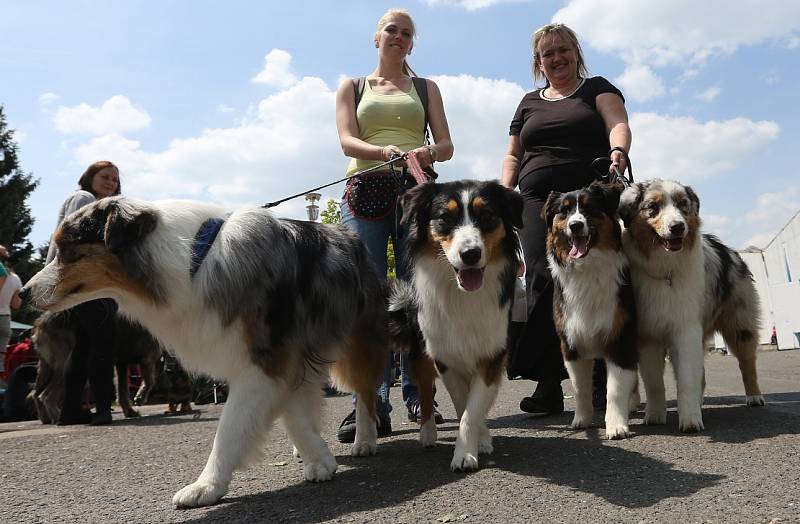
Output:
top-left (644, 203), bottom-right (660, 217)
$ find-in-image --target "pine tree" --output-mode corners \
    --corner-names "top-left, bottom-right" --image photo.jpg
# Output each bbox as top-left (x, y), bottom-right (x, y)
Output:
top-left (0, 105), bottom-right (42, 323)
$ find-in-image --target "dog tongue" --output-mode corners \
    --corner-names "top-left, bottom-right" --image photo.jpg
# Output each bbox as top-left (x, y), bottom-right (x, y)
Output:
top-left (457, 268), bottom-right (484, 291)
top-left (569, 237), bottom-right (589, 259)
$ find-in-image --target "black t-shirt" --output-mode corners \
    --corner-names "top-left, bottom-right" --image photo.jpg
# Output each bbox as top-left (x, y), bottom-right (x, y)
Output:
top-left (509, 76), bottom-right (624, 181)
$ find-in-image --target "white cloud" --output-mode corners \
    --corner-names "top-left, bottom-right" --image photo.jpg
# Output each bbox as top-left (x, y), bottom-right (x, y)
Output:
top-left (423, 0), bottom-right (528, 10)
top-left (630, 113), bottom-right (779, 183)
top-left (216, 104), bottom-right (236, 114)
top-left (39, 92), bottom-right (60, 108)
top-left (556, 1), bottom-right (800, 68)
top-left (614, 64), bottom-right (665, 102)
top-left (53, 95), bottom-right (152, 135)
top-left (251, 49), bottom-right (298, 88)
top-left (763, 71), bottom-right (781, 86)
top-left (696, 87), bottom-right (721, 102)
top-left (741, 187), bottom-right (800, 248)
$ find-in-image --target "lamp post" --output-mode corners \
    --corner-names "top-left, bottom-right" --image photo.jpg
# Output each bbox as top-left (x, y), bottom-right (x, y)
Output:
top-left (305, 192), bottom-right (321, 222)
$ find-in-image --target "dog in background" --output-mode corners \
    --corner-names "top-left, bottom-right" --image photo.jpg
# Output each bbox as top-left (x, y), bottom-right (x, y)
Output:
top-left (21, 196), bottom-right (389, 508)
top-left (390, 180), bottom-right (522, 472)
top-left (619, 179), bottom-right (765, 433)
top-left (543, 181), bottom-right (638, 439)
top-left (31, 310), bottom-right (163, 424)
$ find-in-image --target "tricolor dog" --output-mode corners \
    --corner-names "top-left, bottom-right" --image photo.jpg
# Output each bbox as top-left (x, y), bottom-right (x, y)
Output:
top-left (543, 181), bottom-right (638, 439)
top-left (618, 179), bottom-right (765, 433)
top-left (21, 196), bottom-right (389, 508)
top-left (389, 180), bottom-right (522, 471)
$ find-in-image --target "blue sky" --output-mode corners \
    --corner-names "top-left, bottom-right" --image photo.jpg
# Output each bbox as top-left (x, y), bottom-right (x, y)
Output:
top-left (3, 0), bottom-right (799, 250)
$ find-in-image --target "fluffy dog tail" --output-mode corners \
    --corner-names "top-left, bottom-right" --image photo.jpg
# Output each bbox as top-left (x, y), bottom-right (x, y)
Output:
top-left (387, 279), bottom-right (424, 358)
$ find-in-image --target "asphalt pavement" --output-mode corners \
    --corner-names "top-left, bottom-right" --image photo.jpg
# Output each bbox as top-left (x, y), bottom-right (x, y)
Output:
top-left (2, 349), bottom-right (798, 523)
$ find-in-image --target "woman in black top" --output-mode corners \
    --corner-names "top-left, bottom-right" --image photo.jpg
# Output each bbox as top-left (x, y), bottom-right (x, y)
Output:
top-left (501, 23), bottom-right (631, 414)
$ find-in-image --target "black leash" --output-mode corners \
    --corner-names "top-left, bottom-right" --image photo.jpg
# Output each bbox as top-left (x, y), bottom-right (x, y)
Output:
top-left (262, 155), bottom-right (405, 209)
top-left (591, 146), bottom-right (634, 187)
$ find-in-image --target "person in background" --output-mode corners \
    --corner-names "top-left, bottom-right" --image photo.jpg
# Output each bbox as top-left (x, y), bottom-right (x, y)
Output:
top-left (47, 161), bottom-right (122, 425)
top-left (501, 23), bottom-right (632, 415)
top-left (0, 245), bottom-right (23, 379)
top-left (334, 8), bottom-right (454, 443)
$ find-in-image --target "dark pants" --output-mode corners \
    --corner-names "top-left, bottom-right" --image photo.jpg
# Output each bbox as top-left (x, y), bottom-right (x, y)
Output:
top-left (507, 163), bottom-right (597, 384)
top-left (61, 299), bottom-right (117, 416)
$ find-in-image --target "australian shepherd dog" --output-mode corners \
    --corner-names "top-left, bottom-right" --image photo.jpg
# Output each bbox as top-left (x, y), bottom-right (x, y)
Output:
top-left (618, 179), bottom-right (765, 433)
top-left (21, 196), bottom-right (389, 508)
top-left (543, 181), bottom-right (638, 439)
top-left (388, 180), bottom-right (522, 472)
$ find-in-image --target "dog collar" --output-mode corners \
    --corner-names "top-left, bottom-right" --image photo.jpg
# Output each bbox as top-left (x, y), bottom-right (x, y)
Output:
top-left (190, 218), bottom-right (225, 278)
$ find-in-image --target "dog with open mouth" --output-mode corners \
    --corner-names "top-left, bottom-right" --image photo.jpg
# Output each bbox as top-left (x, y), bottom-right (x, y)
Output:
top-left (619, 179), bottom-right (765, 433)
top-left (543, 181), bottom-right (638, 438)
top-left (388, 179), bottom-right (522, 472)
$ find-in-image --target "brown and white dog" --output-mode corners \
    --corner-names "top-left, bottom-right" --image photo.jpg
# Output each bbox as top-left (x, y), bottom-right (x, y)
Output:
top-left (389, 180), bottom-right (522, 471)
top-left (21, 196), bottom-right (389, 507)
top-left (543, 181), bottom-right (638, 439)
top-left (619, 179), bottom-right (765, 433)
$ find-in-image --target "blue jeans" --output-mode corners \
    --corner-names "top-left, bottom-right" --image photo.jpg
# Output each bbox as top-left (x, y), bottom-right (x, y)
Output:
top-left (341, 197), bottom-right (419, 416)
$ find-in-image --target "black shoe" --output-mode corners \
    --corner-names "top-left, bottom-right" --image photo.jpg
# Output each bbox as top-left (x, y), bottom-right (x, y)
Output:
top-left (90, 411), bottom-right (113, 426)
top-left (57, 409), bottom-right (93, 426)
top-left (337, 410), bottom-right (392, 443)
top-left (407, 401), bottom-right (444, 424)
top-left (519, 381), bottom-right (564, 415)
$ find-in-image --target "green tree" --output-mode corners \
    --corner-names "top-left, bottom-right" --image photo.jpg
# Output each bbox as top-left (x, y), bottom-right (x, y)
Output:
top-left (320, 197), bottom-right (396, 278)
top-left (0, 105), bottom-right (43, 323)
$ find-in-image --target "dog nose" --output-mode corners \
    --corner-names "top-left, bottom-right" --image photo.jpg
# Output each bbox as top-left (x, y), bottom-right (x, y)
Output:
top-left (18, 286), bottom-right (30, 302)
top-left (569, 221), bottom-right (585, 234)
top-left (460, 247), bottom-right (482, 266)
top-left (669, 222), bottom-right (685, 235)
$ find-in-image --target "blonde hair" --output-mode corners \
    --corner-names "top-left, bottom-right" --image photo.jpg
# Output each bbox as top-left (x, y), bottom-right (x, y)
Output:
top-left (531, 23), bottom-right (588, 87)
top-left (375, 8), bottom-right (418, 77)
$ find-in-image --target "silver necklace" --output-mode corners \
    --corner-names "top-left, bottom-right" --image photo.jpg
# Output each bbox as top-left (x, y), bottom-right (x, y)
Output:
top-left (540, 77), bottom-right (586, 101)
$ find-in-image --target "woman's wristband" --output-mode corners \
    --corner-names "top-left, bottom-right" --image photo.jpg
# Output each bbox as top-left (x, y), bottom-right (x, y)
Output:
top-left (425, 145), bottom-right (437, 162)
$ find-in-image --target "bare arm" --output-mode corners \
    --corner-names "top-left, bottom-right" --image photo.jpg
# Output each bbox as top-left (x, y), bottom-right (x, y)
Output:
top-left (597, 92), bottom-right (632, 173)
top-left (335, 79), bottom-right (402, 161)
top-left (501, 135), bottom-right (522, 189)
top-left (10, 290), bottom-right (21, 310)
top-left (407, 79), bottom-right (454, 168)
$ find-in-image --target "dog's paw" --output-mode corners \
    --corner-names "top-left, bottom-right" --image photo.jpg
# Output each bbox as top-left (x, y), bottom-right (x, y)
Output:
top-left (419, 419), bottom-right (437, 448)
top-left (643, 409), bottom-right (667, 425)
top-left (450, 449), bottom-right (479, 472)
top-left (172, 480), bottom-right (226, 508)
top-left (303, 458), bottom-right (337, 482)
top-left (678, 413), bottom-right (704, 433)
top-left (605, 423), bottom-right (632, 440)
top-left (570, 414), bottom-right (592, 429)
top-left (746, 395), bottom-right (766, 407)
top-left (122, 409), bottom-right (140, 418)
top-left (351, 440), bottom-right (377, 457)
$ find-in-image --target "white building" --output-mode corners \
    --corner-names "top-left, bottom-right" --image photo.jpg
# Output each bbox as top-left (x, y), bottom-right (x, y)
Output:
top-left (734, 209), bottom-right (800, 350)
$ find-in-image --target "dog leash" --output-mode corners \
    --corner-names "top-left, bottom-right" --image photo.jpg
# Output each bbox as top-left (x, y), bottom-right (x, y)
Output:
top-left (262, 154), bottom-right (408, 209)
top-left (591, 147), bottom-right (634, 187)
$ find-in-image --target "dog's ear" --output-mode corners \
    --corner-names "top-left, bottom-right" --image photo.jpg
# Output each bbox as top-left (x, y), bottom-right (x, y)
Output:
top-left (685, 184), bottom-right (700, 214)
top-left (542, 190), bottom-right (562, 229)
top-left (400, 182), bottom-right (438, 239)
top-left (589, 181), bottom-right (622, 218)
top-left (103, 198), bottom-right (158, 255)
top-left (618, 182), bottom-right (646, 227)
top-left (482, 182), bottom-right (524, 229)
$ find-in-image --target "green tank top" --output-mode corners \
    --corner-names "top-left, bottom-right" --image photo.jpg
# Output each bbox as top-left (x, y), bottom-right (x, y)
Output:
top-left (346, 79), bottom-right (425, 177)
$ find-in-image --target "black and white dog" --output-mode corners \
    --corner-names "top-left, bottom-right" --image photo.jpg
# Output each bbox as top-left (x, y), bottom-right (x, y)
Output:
top-left (619, 179), bottom-right (765, 433)
top-left (543, 181), bottom-right (638, 439)
top-left (389, 180), bottom-right (522, 472)
top-left (21, 196), bottom-right (389, 507)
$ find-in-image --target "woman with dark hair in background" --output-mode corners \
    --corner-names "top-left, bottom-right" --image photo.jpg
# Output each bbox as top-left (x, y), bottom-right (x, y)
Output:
top-left (47, 160), bottom-right (122, 425)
